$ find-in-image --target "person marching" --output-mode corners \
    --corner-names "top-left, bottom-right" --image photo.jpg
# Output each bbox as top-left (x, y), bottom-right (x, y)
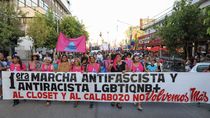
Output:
top-left (131, 55), bottom-right (144, 111)
top-left (72, 58), bottom-right (83, 108)
top-left (0, 53), bottom-right (9, 100)
top-left (87, 56), bottom-right (100, 108)
top-left (111, 53), bottom-right (126, 109)
top-left (28, 53), bottom-right (42, 71)
top-left (10, 56), bottom-right (27, 106)
top-left (57, 55), bottom-right (72, 72)
top-left (41, 57), bottom-right (54, 106)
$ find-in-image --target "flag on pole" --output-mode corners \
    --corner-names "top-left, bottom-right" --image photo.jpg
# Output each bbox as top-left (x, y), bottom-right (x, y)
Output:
top-left (56, 32), bottom-right (86, 52)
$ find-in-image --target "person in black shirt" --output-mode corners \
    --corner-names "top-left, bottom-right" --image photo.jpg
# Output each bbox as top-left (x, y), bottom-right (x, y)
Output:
top-left (110, 53), bottom-right (126, 109)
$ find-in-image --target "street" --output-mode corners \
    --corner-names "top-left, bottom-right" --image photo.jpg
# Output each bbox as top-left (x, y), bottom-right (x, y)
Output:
top-left (0, 100), bottom-right (210, 118)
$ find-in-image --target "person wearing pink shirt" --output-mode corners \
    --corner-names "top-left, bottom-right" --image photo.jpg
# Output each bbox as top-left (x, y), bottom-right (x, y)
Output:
top-left (41, 57), bottom-right (54, 106)
top-left (87, 56), bottom-right (100, 73)
top-left (10, 56), bottom-right (26, 106)
top-left (131, 55), bottom-right (144, 111)
top-left (125, 53), bottom-right (133, 71)
top-left (72, 58), bottom-right (83, 72)
top-left (104, 54), bottom-right (113, 72)
top-left (87, 56), bottom-right (100, 108)
top-left (28, 53), bottom-right (42, 71)
top-left (41, 57), bottom-right (54, 72)
top-left (72, 58), bottom-right (83, 108)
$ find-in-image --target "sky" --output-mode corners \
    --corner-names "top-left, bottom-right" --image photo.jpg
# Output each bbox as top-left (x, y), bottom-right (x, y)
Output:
top-left (70, 0), bottom-right (176, 47)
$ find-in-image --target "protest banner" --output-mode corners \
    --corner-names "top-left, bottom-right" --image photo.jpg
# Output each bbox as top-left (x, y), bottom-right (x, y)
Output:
top-left (56, 32), bottom-right (86, 52)
top-left (2, 71), bottom-right (210, 103)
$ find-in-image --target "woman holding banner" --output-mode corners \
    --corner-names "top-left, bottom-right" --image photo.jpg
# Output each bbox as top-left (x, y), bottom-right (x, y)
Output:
top-left (10, 55), bottom-right (27, 106)
top-left (57, 55), bottom-right (72, 72)
top-left (72, 58), bottom-right (83, 108)
top-left (131, 55), bottom-right (144, 111)
top-left (87, 56), bottom-right (100, 108)
top-left (110, 53), bottom-right (126, 109)
top-left (41, 57), bottom-right (54, 106)
top-left (28, 53), bottom-right (42, 71)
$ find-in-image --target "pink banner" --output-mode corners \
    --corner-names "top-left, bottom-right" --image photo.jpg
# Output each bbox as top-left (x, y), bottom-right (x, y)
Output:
top-left (56, 33), bottom-right (86, 52)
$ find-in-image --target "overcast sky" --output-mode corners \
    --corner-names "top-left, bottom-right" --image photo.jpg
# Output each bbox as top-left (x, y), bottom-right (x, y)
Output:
top-left (70, 0), bottom-right (176, 46)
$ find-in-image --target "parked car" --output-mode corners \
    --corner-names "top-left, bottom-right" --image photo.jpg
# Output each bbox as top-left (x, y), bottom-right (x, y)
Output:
top-left (190, 62), bottom-right (210, 72)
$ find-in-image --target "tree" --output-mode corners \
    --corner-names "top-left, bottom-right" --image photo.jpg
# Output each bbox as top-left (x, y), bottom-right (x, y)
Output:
top-left (59, 16), bottom-right (89, 40)
top-left (204, 6), bottom-right (210, 35)
top-left (158, 0), bottom-right (208, 59)
top-left (27, 10), bottom-right (58, 49)
top-left (0, 1), bottom-right (24, 53)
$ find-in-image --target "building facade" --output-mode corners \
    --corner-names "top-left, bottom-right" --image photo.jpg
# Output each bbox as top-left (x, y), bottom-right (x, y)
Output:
top-left (138, 0), bottom-right (210, 50)
top-left (6, 0), bottom-right (71, 59)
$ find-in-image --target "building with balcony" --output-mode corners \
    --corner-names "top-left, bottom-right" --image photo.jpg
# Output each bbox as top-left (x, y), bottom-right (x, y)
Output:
top-left (138, 0), bottom-right (210, 49)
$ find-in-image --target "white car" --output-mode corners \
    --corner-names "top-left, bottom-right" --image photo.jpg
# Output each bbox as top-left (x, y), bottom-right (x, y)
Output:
top-left (190, 62), bottom-right (210, 72)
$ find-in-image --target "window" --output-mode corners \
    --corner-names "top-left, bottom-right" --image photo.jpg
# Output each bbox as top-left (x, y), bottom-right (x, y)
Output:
top-left (32, 0), bottom-right (38, 7)
top-left (43, 3), bottom-right (48, 11)
top-left (196, 65), bottom-right (209, 72)
top-left (39, 0), bottom-right (44, 8)
top-left (18, 0), bottom-right (25, 7)
top-left (26, 0), bottom-right (32, 7)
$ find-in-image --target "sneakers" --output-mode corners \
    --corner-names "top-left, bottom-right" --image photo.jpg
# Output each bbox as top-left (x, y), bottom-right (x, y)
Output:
top-left (116, 103), bottom-right (122, 109)
top-left (13, 100), bottom-right (20, 107)
top-left (111, 102), bottom-right (115, 107)
top-left (137, 106), bottom-right (143, 111)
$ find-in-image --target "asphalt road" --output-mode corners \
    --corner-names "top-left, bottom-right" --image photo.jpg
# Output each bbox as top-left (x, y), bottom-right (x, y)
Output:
top-left (0, 100), bottom-right (210, 118)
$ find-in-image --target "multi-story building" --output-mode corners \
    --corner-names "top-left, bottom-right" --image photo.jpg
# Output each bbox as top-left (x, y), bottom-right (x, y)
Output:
top-left (138, 0), bottom-right (210, 49)
top-left (5, 0), bottom-right (71, 59)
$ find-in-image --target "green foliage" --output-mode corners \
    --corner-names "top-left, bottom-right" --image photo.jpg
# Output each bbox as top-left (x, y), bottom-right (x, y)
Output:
top-left (27, 10), bottom-right (58, 49)
top-left (0, 2), bottom-right (24, 50)
top-left (204, 6), bottom-right (210, 35)
top-left (158, 0), bottom-right (207, 57)
top-left (60, 16), bottom-right (89, 40)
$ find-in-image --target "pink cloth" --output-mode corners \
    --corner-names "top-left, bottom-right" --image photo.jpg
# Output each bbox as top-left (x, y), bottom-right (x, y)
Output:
top-left (131, 63), bottom-right (144, 72)
top-left (125, 58), bottom-right (133, 69)
top-left (104, 59), bottom-right (113, 70)
top-left (10, 63), bottom-right (27, 71)
top-left (56, 32), bottom-right (86, 52)
top-left (87, 63), bottom-right (100, 72)
top-left (72, 66), bottom-right (83, 72)
top-left (41, 64), bottom-right (54, 72)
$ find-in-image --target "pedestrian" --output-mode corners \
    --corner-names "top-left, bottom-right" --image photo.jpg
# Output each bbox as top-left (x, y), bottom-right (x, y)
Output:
top-left (155, 58), bottom-right (163, 72)
top-left (41, 57), bottom-right (54, 106)
top-left (10, 55), bottom-right (27, 106)
top-left (72, 58), bottom-right (83, 108)
top-left (53, 55), bottom-right (60, 71)
top-left (0, 53), bottom-right (9, 99)
top-left (146, 59), bottom-right (158, 72)
top-left (28, 53), bottom-right (42, 71)
top-left (110, 53), bottom-right (126, 109)
top-left (125, 53), bottom-right (133, 71)
top-left (131, 55), bottom-right (144, 111)
top-left (87, 56), bottom-right (100, 108)
top-left (57, 55), bottom-right (72, 72)
top-left (104, 54), bottom-right (113, 72)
